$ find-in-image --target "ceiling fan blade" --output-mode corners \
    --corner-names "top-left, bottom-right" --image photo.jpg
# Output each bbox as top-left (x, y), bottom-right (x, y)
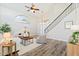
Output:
top-left (34, 9), bottom-right (39, 10)
top-left (27, 9), bottom-right (30, 11)
top-left (32, 3), bottom-right (35, 7)
top-left (25, 5), bottom-right (30, 8)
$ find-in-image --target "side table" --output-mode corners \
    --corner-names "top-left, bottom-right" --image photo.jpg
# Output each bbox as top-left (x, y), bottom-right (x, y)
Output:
top-left (67, 43), bottom-right (79, 56)
top-left (0, 41), bottom-right (16, 56)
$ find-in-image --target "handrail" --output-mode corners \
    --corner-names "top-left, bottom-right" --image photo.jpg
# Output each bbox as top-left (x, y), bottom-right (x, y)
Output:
top-left (44, 3), bottom-right (76, 33)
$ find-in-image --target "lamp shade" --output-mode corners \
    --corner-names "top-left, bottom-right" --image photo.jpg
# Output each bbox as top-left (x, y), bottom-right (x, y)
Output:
top-left (71, 25), bottom-right (79, 31)
top-left (2, 32), bottom-right (12, 43)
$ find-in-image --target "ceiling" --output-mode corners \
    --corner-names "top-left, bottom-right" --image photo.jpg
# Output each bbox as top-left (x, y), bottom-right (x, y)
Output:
top-left (0, 3), bottom-right (70, 22)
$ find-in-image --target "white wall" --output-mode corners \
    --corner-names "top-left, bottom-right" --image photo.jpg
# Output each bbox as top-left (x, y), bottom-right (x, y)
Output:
top-left (0, 6), bottom-right (38, 36)
top-left (1, 3), bottom-right (78, 42)
top-left (46, 7), bottom-right (79, 42)
top-left (36, 4), bottom-right (70, 36)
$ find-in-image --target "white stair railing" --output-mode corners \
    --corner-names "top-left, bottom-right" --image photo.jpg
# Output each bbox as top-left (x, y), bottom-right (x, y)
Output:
top-left (44, 3), bottom-right (76, 33)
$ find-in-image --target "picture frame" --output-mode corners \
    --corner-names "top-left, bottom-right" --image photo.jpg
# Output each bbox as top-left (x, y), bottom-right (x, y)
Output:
top-left (65, 21), bottom-right (73, 29)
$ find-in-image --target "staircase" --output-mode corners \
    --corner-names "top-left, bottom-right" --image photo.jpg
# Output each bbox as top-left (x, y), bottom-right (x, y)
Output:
top-left (44, 3), bottom-right (76, 33)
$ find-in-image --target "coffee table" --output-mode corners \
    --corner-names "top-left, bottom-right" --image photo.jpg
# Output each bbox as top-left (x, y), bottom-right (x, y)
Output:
top-left (18, 36), bottom-right (33, 46)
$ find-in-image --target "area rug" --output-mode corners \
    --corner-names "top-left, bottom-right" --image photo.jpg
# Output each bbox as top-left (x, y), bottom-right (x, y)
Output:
top-left (22, 39), bottom-right (67, 56)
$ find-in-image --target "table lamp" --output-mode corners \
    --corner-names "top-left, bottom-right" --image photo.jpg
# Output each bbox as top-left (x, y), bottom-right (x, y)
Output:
top-left (3, 32), bottom-right (12, 44)
top-left (71, 25), bottom-right (79, 31)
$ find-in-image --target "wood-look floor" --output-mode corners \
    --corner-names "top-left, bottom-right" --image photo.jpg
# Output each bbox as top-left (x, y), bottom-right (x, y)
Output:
top-left (22, 39), bottom-right (67, 56)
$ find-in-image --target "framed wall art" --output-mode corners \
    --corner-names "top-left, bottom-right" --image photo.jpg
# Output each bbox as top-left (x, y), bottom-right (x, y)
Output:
top-left (65, 21), bottom-right (73, 29)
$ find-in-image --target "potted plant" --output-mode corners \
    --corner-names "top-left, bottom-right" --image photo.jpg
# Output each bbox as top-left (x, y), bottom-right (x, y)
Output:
top-left (69, 32), bottom-right (79, 44)
top-left (0, 24), bottom-right (11, 34)
top-left (0, 24), bottom-right (11, 43)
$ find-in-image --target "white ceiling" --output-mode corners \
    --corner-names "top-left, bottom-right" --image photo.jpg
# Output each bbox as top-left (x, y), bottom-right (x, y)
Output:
top-left (0, 3), bottom-right (70, 22)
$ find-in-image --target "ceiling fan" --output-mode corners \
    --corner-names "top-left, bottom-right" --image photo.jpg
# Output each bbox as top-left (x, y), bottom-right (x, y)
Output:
top-left (25, 4), bottom-right (39, 13)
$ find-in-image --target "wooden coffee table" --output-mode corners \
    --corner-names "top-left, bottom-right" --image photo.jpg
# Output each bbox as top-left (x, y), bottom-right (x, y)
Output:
top-left (18, 36), bottom-right (33, 46)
